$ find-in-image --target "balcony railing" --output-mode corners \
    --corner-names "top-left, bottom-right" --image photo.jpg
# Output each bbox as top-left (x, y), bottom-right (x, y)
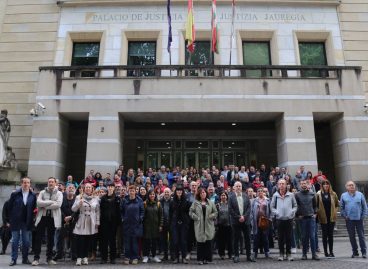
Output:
top-left (40, 65), bottom-right (361, 80)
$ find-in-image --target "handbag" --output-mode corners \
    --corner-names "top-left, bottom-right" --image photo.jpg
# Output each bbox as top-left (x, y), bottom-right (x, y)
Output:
top-left (258, 215), bottom-right (270, 230)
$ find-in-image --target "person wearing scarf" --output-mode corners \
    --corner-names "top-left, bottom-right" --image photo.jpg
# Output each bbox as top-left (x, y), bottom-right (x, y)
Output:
top-left (72, 183), bottom-right (100, 266)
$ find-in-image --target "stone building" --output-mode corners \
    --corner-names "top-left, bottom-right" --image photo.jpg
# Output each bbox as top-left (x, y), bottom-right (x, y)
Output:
top-left (0, 0), bottom-right (367, 193)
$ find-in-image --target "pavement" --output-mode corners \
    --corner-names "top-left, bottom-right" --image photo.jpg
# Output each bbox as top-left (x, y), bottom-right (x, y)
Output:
top-left (0, 237), bottom-right (367, 269)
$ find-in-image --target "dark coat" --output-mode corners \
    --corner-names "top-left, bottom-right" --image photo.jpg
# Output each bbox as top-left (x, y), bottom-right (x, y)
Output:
top-left (7, 189), bottom-right (36, 231)
top-left (121, 196), bottom-right (144, 237)
top-left (169, 196), bottom-right (191, 227)
top-left (100, 193), bottom-right (121, 226)
top-left (2, 200), bottom-right (10, 226)
top-left (228, 192), bottom-right (251, 226)
top-left (143, 200), bottom-right (163, 239)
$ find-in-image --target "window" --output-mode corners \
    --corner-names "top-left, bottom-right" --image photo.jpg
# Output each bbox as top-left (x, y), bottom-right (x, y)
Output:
top-left (242, 41), bottom-right (271, 77)
top-left (299, 42), bottom-right (327, 77)
top-left (71, 42), bottom-right (100, 77)
top-left (185, 41), bottom-right (214, 76)
top-left (127, 41), bottom-right (156, 77)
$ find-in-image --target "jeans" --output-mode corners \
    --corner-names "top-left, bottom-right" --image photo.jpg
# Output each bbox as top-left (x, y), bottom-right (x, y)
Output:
top-left (346, 219), bottom-right (367, 255)
top-left (300, 217), bottom-right (316, 256)
top-left (11, 227), bottom-right (31, 262)
top-left (253, 228), bottom-right (269, 256)
top-left (124, 235), bottom-right (139, 260)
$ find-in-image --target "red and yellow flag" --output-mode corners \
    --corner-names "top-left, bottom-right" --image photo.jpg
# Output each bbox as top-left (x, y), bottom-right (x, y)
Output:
top-left (185, 0), bottom-right (195, 53)
top-left (211, 0), bottom-right (218, 53)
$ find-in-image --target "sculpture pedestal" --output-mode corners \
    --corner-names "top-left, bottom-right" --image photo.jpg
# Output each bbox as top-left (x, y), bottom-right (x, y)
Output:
top-left (0, 167), bottom-right (21, 182)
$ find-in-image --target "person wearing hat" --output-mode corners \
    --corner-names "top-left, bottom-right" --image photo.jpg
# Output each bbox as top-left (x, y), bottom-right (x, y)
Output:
top-left (100, 182), bottom-right (121, 264)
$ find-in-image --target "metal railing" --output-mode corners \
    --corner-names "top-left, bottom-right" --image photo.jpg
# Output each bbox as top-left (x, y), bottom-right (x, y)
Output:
top-left (39, 64), bottom-right (361, 79)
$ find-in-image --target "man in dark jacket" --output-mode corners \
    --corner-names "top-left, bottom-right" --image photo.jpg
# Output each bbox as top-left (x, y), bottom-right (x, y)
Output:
top-left (100, 183), bottom-right (121, 264)
top-left (7, 177), bottom-right (37, 266)
top-left (160, 187), bottom-right (172, 261)
top-left (228, 181), bottom-right (253, 263)
top-left (1, 199), bottom-right (11, 255)
top-left (295, 179), bottom-right (319, 261)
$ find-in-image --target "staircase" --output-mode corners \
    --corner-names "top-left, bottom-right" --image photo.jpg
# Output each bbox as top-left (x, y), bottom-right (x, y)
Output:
top-left (319, 214), bottom-right (368, 237)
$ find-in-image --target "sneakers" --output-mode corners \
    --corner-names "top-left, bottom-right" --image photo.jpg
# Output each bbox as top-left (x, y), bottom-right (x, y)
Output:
top-left (291, 248), bottom-right (297, 254)
top-left (47, 259), bottom-right (57, 265)
top-left (301, 254), bottom-right (307, 260)
top-left (142, 256), bottom-right (149, 263)
top-left (76, 258), bottom-right (82, 266)
top-left (186, 253), bottom-right (191, 260)
top-left (123, 258), bottom-right (130, 265)
top-left (183, 258), bottom-right (189, 264)
top-left (312, 254), bottom-right (320, 261)
top-left (287, 254), bottom-right (294, 261)
top-left (362, 253), bottom-right (367, 259)
top-left (132, 259), bottom-right (138, 265)
top-left (152, 256), bottom-right (161, 263)
top-left (278, 256), bottom-right (284, 261)
top-left (82, 257), bottom-right (88, 265)
top-left (32, 260), bottom-right (39, 266)
top-left (351, 253), bottom-right (359, 258)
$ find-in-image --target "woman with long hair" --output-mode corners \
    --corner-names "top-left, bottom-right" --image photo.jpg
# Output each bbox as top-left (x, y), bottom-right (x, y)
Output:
top-left (316, 180), bottom-right (339, 257)
top-left (142, 190), bottom-right (163, 263)
top-left (189, 187), bottom-right (218, 265)
top-left (216, 192), bottom-right (232, 259)
top-left (169, 185), bottom-right (191, 264)
top-left (72, 183), bottom-right (100, 266)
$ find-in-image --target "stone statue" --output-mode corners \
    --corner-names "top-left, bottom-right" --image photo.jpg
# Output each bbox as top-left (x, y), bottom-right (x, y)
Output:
top-left (0, 109), bottom-right (11, 166)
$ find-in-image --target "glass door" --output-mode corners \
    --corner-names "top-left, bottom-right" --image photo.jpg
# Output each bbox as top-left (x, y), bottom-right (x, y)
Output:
top-left (222, 152), bottom-right (234, 166)
top-left (160, 152), bottom-right (172, 168)
top-left (184, 152), bottom-right (196, 168)
top-left (198, 152), bottom-right (210, 169)
top-left (147, 152), bottom-right (158, 169)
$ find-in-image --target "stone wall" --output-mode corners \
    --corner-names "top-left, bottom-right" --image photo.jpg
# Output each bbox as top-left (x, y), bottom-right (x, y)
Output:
top-left (0, 0), bottom-right (59, 172)
top-left (339, 0), bottom-right (368, 100)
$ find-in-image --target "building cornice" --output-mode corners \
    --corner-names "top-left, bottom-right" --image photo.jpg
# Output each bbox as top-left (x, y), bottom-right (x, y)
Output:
top-left (57, 0), bottom-right (341, 7)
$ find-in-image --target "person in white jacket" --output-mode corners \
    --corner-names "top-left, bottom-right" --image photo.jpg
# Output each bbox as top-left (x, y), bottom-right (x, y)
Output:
top-left (32, 177), bottom-right (63, 266)
top-left (72, 183), bottom-right (100, 266)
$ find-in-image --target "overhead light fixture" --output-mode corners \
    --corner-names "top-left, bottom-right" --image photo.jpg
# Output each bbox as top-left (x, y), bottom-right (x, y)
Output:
top-left (137, 146), bottom-right (141, 149)
top-left (232, 142), bottom-right (235, 145)
top-left (166, 142), bottom-right (170, 145)
top-left (228, 146), bottom-right (232, 149)
top-left (198, 146), bottom-right (201, 149)
top-left (198, 142), bottom-right (202, 144)
top-left (161, 122), bottom-right (166, 126)
top-left (232, 123), bottom-right (236, 126)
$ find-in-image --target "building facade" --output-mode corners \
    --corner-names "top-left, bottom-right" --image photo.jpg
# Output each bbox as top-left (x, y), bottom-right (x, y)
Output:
top-left (0, 0), bottom-right (367, 194)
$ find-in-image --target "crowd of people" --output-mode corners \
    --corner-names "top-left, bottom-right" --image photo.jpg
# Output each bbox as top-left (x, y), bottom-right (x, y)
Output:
top-left (1, 164), bottom-right (367, 266)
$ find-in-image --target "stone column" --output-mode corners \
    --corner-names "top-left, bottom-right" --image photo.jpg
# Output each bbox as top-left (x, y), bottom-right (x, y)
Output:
top-left (276, 114), bottom-right (318, 176)
top-left (28, 116), bottom-right (69, 182)
top-left (331, 115), bottom-right (368, 194)
top-left (84, 114), bottom-right (123, 176)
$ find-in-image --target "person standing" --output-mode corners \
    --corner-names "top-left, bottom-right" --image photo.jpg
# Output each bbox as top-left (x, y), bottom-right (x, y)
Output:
top-left (316, 180), bottom-right (339, 258)
top-left (7, 177), bottom-right (36, 266)
top-left (270, 179), bottom-right (297, 261)
top-left (251, 188), bottom-right (271, 260)
top-left (189, 187), bottom-right (217, 265)
top-left (100, 183), bottom-right (121, 264)
top-left (1, 198), bottom-right (11, 255)
top-left (32, 177), bottom-right (63, 266)
top-left (228, 181), bottom-right (253, 263)
top-left (295, 179), bottom-right (319, 261)
top-left (185, 181), bottom-right (198, 261)
top-left (121, 185), bottom-right (144, 265)
top-left (216, 192), bottom-right (233, 260)
top-left (72, 183), bottom-right (100, 266)
top-left (340, 180), bottom-right (367, 258)
top-left (170, 185), bottom-right (191, 264)
top-left (160, 188), bottom-right (172, 261)
top-left (142, 190), bottom-right (163, 263)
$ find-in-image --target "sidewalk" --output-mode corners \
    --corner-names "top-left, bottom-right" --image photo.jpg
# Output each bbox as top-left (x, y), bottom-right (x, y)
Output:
top-left (0, 237), bottom-right (367, 268)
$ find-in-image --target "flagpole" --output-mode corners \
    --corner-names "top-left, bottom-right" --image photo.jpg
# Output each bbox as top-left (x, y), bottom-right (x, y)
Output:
top-left (167, 0), bottom-right (172, 76)
top-left (229, 0), bottom-right (235, 75)
top-left (210, 0), bottom-right (213, 66)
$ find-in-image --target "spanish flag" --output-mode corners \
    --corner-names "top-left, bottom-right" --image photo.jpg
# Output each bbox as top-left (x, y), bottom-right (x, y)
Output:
top-left (185, 0), bottom-right (195, 53)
